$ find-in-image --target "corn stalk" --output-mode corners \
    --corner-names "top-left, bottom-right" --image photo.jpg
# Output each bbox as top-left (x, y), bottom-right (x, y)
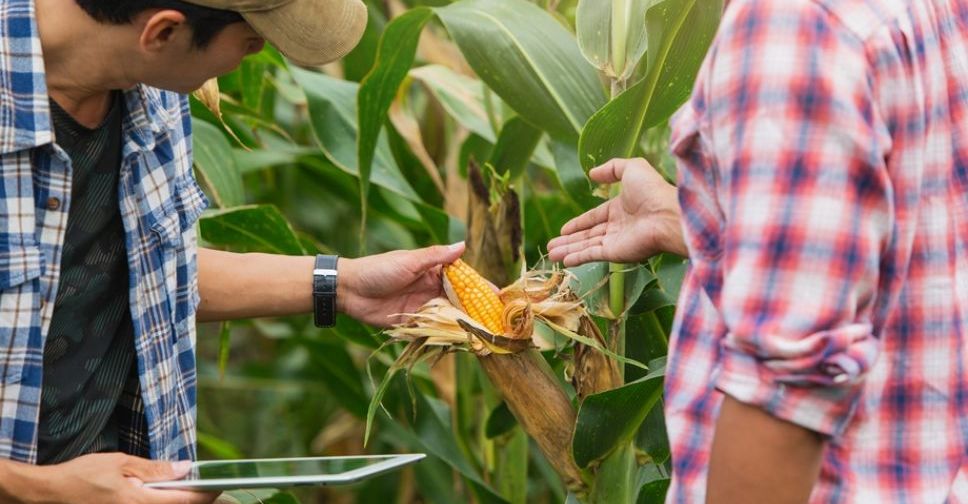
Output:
top-left (462, 161), bottom-right (589, 494)
top-left (576, 0), bottom-right (651, 500)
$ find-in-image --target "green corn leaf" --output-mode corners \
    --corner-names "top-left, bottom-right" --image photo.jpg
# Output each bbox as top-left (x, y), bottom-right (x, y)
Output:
top-left (572, 369), bottom-right (664, 468)
top-left (551, 139), bottom-right (600, 210)
top-left (192, 119), bottom-right (244, 208)
top-left (436, 0), bottom-right (607, 142)
top-left (289, 66), bottom-right (453, 243)
top-left (578, 0), bottom-right (722, 170)
top-left (576, 0), bottom-right (653, 81)
top-left (358, 7), bottom-right (436, 250)
top-left (411, 64), bottom-right (497, 143)
top-left (636, 478), bottom-right (672, 504)
top-left (485, 401), bottom-right (518, 439)
top-left (488, 117), bottom-right (543, 180)
top-left (199, 205), bottom-right (306, 255)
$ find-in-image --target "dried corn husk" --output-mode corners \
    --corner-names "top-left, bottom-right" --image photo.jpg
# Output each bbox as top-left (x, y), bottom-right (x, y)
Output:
top-left (192, 78), bottom-right (246, 148)
top-left (192, 78), bottom-right (222, 118)
top-left (387, 267), bottom-right (585, 356)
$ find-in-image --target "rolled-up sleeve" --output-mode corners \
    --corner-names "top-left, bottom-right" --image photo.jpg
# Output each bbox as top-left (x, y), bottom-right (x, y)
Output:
top-left (705, 0), bottom-right (892, 436)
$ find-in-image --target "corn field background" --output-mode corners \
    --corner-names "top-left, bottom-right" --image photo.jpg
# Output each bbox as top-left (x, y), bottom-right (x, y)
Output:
top-left (191, 0), bottom-right (721, 502)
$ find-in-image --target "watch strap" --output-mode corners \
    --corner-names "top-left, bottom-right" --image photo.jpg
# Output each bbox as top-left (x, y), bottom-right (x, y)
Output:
top-left (313, 255), bottom-right (339, 328)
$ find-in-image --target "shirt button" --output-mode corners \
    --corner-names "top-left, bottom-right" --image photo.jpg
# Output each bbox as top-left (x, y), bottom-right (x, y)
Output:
top-left (46, 197), bottom-right (61, 211)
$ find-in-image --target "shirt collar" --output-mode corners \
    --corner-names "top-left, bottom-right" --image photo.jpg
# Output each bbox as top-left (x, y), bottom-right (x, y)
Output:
top-left (122, 85), bottom-right (173, 153)
top-left (0, 0), bottom-right (54, 154)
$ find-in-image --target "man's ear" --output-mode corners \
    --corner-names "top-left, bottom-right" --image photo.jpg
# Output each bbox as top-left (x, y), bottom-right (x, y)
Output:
top-left (139, 10), bottom-right (189, 52)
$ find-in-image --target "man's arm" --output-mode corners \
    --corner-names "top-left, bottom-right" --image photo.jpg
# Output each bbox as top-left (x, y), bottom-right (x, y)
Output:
top-left (196, 249), bottom-right (315, 322)
top-left (706, 396), bottom-right (824, 504)
top-left (196, 243), bottom-right (465, 327)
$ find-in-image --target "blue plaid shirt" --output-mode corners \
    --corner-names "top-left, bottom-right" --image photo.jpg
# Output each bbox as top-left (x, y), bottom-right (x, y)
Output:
top-left (0, 0), bottom-right (207, 463)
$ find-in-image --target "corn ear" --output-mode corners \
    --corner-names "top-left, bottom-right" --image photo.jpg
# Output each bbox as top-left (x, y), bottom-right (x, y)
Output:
top-left (443, 259), bottom-right (506, 335)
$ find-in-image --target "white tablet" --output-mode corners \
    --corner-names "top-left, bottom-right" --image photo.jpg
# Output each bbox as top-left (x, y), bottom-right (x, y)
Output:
top-left (144, 454), bottom-right (426, 491)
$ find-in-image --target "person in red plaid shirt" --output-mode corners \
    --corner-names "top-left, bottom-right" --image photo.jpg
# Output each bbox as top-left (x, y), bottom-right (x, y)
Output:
top-left (550, 0), bottom-right (968, 502)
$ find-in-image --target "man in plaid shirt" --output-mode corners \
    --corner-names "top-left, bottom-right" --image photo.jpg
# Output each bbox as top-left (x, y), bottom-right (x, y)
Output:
top-left (0, 0), bottom-right (467, 502)
top-left (551, 0), bottom-right (968, 501)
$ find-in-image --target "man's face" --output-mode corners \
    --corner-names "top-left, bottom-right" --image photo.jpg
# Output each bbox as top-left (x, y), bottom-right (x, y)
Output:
top-left (138, 17), bottom-right (265, 94)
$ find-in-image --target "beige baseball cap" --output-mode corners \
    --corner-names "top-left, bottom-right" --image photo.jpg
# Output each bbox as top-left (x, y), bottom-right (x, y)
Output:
top-left (186, 0), bottom-right (367, 66)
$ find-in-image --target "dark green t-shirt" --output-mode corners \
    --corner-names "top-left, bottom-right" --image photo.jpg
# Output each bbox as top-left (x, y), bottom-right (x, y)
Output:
top-left (36, 94), bottom-right (138, 464)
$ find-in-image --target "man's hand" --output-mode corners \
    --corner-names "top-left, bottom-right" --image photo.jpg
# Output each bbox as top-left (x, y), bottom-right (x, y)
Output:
top-left (547, 158), bottom-right (687, 266)
top-left (338, 242), bottom-right (466, 327)
top-left (1, 453), bottom-right (217, 504)
top-left (707, 396), bottom-right (824, 504)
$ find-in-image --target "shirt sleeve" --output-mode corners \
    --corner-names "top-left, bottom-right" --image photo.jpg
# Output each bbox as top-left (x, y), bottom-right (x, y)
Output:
top-left (704, 0), bottom-right (892, 436)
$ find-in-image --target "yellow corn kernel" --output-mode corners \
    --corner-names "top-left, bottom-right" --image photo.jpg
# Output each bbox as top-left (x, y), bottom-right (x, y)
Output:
top-left (444, 260), bottom-right (505, 334)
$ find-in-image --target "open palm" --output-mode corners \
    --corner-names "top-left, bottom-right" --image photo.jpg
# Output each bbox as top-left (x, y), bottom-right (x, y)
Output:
top-left (548, 158), bottom-right (686, 266)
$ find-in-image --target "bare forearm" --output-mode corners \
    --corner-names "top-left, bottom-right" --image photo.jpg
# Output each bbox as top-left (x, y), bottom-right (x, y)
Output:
top-left (0, 459), bottom-right (47, 503)
top-left (707, 395), bottom-right (824, 504)
top-left (196, 248), bottom-right (319, 322)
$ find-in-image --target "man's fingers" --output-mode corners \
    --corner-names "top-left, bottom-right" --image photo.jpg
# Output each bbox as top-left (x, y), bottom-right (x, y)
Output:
top-left (560, 202), bottom-right (611, 236)
top-left (550, 237), bottom-right (607, 265)
top-left (588, 158), bottom-right (657, 185)
top-left (417, 242), bottom-right (465, 270)
top-left (563, 244), bottom-right (608, 267)
top-left (548, 223), bottom-right (607, 260)
top-left (588, 158), bottom-right (630, 184)
top-left (122, 456), bottom-right (190, 483)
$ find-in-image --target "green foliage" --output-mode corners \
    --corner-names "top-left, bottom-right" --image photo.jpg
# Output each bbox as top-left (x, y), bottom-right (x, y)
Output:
top-left (435, 0), bottom-right (607, 141)
top-left (578, 0), bottom-right (722, 170)
top-left (200, 206), bottom-right (307, 255)
top-left (193, 120), bottom-right (244, 208)
top-left (576, 0), bottom-right (651, 81)
top-left (636, 478), bottom-right (671, 504)
top-left (358, 7), bottom-right (435, 246)
top-left (191, 0), bottom-right (721, 501)
top-left (573, 371), bottom-right (664, 468)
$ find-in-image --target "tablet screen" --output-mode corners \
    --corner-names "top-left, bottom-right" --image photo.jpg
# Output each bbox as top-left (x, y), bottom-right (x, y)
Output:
top-left (144, 454), bottom-right (426, 490)
top-left (192, 456), bottom-right (389, 479)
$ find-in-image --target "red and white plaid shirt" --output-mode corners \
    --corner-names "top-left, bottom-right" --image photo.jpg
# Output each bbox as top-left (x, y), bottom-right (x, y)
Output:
top-left (666, 0), bottom-right (968, 501)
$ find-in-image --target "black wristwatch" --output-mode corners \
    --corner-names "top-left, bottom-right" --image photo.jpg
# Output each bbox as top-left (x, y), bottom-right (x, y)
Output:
top-left (313, 255), bottom-right (339, 328)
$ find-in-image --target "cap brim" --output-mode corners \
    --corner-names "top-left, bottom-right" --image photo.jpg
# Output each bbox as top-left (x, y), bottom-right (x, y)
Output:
top-left (243, 0), bottom-right (367, 67)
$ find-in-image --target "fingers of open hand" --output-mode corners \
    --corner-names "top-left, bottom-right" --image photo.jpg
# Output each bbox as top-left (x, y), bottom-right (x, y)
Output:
top-left (548, 222), bottom-right (606, 262)
top-left (560, 201), bottom-right (611, 236)
top-left (589, 157), bottom-right (661, 186)
top-left (588, 159), bottom-right (628, 184)
top-left (560, 243), bottom-right (607, 267)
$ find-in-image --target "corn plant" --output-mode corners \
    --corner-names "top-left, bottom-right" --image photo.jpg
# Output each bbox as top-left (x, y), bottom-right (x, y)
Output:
top-left (190, 0), bottom-right (721, 502)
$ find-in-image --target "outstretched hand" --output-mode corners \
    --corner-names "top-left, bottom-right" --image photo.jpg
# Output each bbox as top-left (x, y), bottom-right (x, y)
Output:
top-left (337, 242), bottom-right (466, 327)
top-left (547, 158), bottom-right (687, 266)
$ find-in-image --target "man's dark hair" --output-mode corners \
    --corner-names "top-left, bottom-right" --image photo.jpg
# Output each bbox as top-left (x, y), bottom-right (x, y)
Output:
top-left (75, 0), bottom-right (245, 48)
